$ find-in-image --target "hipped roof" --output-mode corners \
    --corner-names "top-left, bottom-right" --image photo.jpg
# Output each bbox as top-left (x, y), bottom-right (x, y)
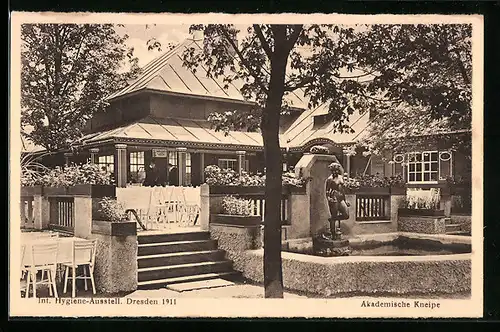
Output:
top-left (76, 116), bottom-right (287, 151)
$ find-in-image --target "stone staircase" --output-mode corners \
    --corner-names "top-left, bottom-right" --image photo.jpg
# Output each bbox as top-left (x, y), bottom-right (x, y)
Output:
top-left (137, 231), bottom-right (240, 290)
top-left (444, 217), bottom-right (470, 236)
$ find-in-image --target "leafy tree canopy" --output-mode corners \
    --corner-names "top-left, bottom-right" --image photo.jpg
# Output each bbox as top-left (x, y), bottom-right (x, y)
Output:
top-left (21, 24), bottom-right (140, 151)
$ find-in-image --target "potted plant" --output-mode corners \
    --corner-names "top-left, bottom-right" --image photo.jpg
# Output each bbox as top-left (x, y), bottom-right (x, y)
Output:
top-left (309, 145), bottom-right (330, 155)
top-left (92, 197), bottom-right (137, 236)
top-left (398, 188), bottom-right (445, 217)
top-left (210, 195), bottom-right (261, 226)
top-left (20, 152), bottom-right (50, 196)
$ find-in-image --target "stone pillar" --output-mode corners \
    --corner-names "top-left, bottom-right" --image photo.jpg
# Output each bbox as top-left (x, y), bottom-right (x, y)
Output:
top-left (346, 155), bottom-right (351, 177)
top-left (200, 152), bottom-right (205, 184)
top-left (33, 194), bottom-right (50, 230)
top-left (236, 150), bottom-right (246, 175)
top-left (89, 148), bottom-right (99, 165)
top-left (294, 153), bottom-right (340, 237)
top-left (115, 144), bottom-right (128, 188)
top-left (73, 196), bottom-right (93, 238)
top-left (288, 190), bottom-right (310, 239)
top-left (200, 184), bottom-right (210, 231)
top-left (177, 147), bottom-right (187, 186)
top-left (64, 152), bottom-right (73, 166)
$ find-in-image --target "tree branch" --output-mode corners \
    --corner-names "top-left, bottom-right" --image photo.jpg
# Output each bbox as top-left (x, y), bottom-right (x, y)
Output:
top-left (284, 76), bottom-right (314, 92)
top-left (253, 25), bottom-right (273, 59)
top-left (285, 25), bottom-right (303, 53)
top-left (219, 27), bottom-right (269, 94)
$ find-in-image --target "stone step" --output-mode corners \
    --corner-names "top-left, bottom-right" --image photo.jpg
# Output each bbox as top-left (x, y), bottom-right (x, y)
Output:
top-left (446, 230), bottom-right (471, 236)
top-left (137, 250), bottom-right (226, 268)
top-left (138, 240), bottom-right (218, 256)
top-left (445, 223), bottom-right (463, 232)
top-left (444, 218), bottom-right (453, 225)
top-left (137, 271), bottom-right (239, 289)
top-left (138, 260), bottom-right (233, 282)
top-left (165, 278), bottom-right (235, 292)
top-left (138, 231), bottom-right (210, 244)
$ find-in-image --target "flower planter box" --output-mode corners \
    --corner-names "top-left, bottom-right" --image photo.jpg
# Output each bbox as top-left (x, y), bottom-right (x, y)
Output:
top-left (390, 187), bottom-right (406, 195)
top-left (43, 185), bottom-right (116, 197)
top-left (354, 187), bottom-right (391, 195)
top-left (43, 186), bottom-right (69, 196)
top-left (209, 185), bottom-right (292, 196)
top-left (92, 220), bottom-right (137, 236)
top-left (210, 214), bottom-right (262, 226)
top-left (398, 208), bottom-right (445, 217)
top-left (67, 184), bottom-right (116, 198)
top-left (21, 185), bottom-right (43, 196)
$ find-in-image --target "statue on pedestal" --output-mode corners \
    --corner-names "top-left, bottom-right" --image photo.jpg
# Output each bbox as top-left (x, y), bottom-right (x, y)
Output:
top-left (312, 160), bottom-right (351, 256)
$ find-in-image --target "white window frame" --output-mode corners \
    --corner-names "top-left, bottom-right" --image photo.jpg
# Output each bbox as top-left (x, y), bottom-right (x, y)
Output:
top-left (218, 158), bottom-right (238, 171)
top-left (129, 151), bottom-right (145, 183)
top-left (97, 155), bottom-right (114, 173)
top-left (407, 151), bottom-right (439, 184)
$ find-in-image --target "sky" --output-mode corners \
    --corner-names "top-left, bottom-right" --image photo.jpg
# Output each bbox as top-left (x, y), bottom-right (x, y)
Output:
top-left (115, 24), bottom-right (192, 68)
top-left (115, 24), bottom-right (252, 69)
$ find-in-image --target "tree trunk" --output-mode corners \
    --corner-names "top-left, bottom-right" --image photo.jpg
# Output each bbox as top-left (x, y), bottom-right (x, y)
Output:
top-left (262, 26), bottom-right (289, 299)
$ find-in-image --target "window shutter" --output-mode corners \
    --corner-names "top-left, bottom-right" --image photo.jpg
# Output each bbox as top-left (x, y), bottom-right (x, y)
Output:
top-left (393, 154), bottom-right (405, 177)
top-left (439, 151), bottom-right (453, 180)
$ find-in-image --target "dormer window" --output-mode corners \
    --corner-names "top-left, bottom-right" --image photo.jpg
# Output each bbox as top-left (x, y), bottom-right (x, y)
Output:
top-left (312, 114), bottom-right (332, 128)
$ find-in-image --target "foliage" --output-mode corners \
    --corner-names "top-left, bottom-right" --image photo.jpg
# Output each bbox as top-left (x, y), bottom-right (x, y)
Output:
top-left (309, 145), bottom-right (330, 154)
top-left (171, 23), bottom-right (471, 298)
top-left (355, 174), bottom-right (405, 188)
top-left (21, 152), bottom-right (51, 186)
top-left (221, 195), bottom-right (253, 216)
top-left (97, 197), bottom-right (127, 222)
top-left (204, 165), bottom-right (304, 187)
top-left (343, 176), bottom-right (361, 190)
top-left (403, 188), bottom-right (441, 210)
top-left (23, 162), bottom-right (114, 187)
top-left (21, 24), bottom-right (140, 151)
top-left (353, 24), bottom-right (472, 154)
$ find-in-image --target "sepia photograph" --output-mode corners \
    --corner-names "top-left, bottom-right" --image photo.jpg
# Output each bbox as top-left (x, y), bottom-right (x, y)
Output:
top-left (9, 12), bottom-right (483, 318)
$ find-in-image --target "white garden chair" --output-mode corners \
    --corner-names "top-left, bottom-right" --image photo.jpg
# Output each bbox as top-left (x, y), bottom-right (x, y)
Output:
top-left (62, 239), bottom-right (97, 298)
top-left (26, 242), bottom-right (59, 298)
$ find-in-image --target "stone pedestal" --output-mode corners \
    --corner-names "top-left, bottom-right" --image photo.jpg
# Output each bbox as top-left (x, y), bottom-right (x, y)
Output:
top-left (294, 153), bottom-right (339, 238)
top-left (312, 236), bottom-right (351, 257)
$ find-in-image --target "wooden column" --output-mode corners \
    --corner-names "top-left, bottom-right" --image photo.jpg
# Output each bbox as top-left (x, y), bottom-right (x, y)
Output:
top-left (346, 155), bottom-right (351, 178)
top-left (115, 144), bottom-right (128, 188)
top-left (64, 152), bottom-right (73, 166)
top-left (176, 147), bottom-right (187, 186)
top-left (200, 152), bottom-right (205, 184)
top-left (89, 148), bottom-right (99, 165)
top-left (236, 150), bottom-right (246, 175)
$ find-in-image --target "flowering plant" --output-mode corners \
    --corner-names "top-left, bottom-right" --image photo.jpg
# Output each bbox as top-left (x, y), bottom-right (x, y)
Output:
top-left (221, 195), bottom-right (253, 216)
top-left (21, 152), bottom-right (50, 186)
top-left (204, 165), bottom-right (305, 188)
top-left (350, 174), bottom-right (405, 188)
top-left (403, 188), bottom-right (441, 209)
top-left (28, 162), bottom-right (114, 187)
top-left (309, 145), bottom-right (330, 154)
top-left (97, 197), bottom-right (128, 222)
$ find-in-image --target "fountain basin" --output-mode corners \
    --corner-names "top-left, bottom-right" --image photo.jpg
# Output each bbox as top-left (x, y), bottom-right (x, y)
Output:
top-left (235, 232), bottom-right (471, 297)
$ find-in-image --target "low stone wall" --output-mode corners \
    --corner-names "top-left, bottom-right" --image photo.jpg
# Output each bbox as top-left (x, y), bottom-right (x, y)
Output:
top-left (451, 214), bottom-right (472, 233)
top-left (237, 249), bottom-right (470, 296)
top-left (209, 223), bottom-right (262, 272)
top-left (398, 216), bottom-right (446, 234)
top-left (88, 232), bottom-right (138, 294)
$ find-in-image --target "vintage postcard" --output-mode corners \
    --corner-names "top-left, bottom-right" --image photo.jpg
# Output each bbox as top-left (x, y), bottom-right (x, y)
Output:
top-left (9, 12), bottom-right (483, 318)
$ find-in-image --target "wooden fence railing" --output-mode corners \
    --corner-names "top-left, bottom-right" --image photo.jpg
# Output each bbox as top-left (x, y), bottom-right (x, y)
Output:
top-left (355, 194), bottom-right (391, 222)
top-left (209, 186), bottom-right (293, 225)
top-left (48, 196), bottom-right (75, 233)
